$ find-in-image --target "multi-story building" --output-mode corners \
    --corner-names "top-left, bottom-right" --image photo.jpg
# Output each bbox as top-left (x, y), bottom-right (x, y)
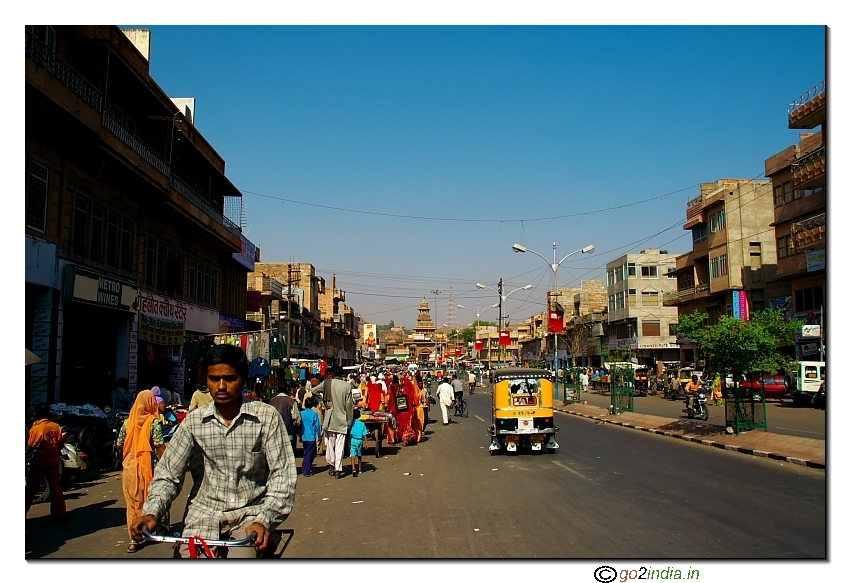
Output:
top-left (250, 262), bottom-right (324, 359)
top-left (317, 274), bottom-right (357, 365)
top-left (518, 280), bottom-right (606, 368)
top-left (25, 26), bottom-right (256, 406)
top-left (665, 179), bottom-right (778, 365)
top-left (764, 81), bottom-right (825, 360)
top-left (606, 250), bottom-right (679, 365)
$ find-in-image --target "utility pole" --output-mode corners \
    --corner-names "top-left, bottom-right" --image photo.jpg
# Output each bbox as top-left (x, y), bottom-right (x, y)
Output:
top-left (498, 278), bottom-right (504, 365)
top-left (286, 263), bottom-right (292, 361)
top-left (284, 263), bottom-right (301, 361)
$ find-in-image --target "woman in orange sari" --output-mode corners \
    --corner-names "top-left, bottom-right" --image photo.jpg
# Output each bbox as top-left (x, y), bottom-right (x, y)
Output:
top-left (412, 375), bottom-right (427, 442)
top-left (117, 389), bottom-right (166, 552)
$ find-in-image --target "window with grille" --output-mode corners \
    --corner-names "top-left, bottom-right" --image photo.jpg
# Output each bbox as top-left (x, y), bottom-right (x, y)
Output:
top-left (641, 265), bottom-right (658, 278)
top-left (72, 194), bottom-right (89, 256)
top-left (794, 286), bottom-right (823, 313)
top-left (641, 291), bottom-right (659, 306)
top-left (749, 241), bottom-right (762, 269)
top-left (642, 320), bottom-right (661, 336)
top-left (121, 220), bottom-right (135, 271)
top-left (27, 161), bottom-right (49, 232)
top-left (783, 182), bottom-right (792, 204)
top-left (90, 205), bottom-right (105, 263)
top-left (710, 254), bottom-right (728, 279)
top-left (774, 185), bottom-right (783, 207)
top-left (105, 212), bottom-right (120, 268)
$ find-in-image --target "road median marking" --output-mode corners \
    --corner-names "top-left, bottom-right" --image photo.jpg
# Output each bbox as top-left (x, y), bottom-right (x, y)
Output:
top-left (551, 460), bottom-right (595, 483)
top-left (474, 415), bottom-right (486, 422)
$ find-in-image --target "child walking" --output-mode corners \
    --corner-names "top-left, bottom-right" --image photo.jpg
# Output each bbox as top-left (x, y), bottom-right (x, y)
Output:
top-left (298, 397), bottom-right (323, 477)
top-left (348, 410), bottom-right (370, 477)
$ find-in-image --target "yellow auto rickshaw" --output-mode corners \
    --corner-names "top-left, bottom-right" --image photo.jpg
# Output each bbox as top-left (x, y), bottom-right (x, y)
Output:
top-left (488, 367), bottom-right (559, 454)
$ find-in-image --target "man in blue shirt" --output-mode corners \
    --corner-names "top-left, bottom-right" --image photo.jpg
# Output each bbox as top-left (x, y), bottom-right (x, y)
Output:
top-left (297, 397), bottom-right (323, 477)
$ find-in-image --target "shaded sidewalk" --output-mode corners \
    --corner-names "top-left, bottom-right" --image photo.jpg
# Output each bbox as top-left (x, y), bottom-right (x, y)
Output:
top-left (555, 403), bottom-right (825, 469)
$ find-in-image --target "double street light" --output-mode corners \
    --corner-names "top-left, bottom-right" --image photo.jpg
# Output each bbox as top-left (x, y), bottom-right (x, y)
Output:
top-left (512, 242), bottom-right (595, 400)
top-left (457, 302), bottom-right (500, 362)
top-left (475, 281), bottom-right (533, 366)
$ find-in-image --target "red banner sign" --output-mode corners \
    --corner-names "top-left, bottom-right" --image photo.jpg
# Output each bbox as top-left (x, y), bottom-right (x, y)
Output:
top-left (499, 331), bottom-right (511, 346)
top-left (548, 310), bottom-right (564, 333)
top-left (474, 340), bottom-right (484, 350)
top-left (455, 348), bottom-right (462, 357)
top-left (246, 290), bottom-right (262, 313)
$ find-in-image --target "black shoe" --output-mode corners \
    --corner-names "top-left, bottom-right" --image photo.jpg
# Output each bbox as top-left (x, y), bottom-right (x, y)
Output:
top-left (329, 469), bottom-right (336, 476)
top-left (353, 471), bottom-right (359, 477)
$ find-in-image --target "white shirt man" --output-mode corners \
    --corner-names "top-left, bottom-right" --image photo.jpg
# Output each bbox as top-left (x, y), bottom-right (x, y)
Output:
top-left (436, 380), bottom-right (455, 426)
top-left (580, 371), bottom-right (590, 391)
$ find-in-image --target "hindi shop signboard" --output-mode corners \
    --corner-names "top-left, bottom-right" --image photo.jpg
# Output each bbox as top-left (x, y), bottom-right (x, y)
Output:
top-left (136, 291), bottom-right (187, 346)
top-left (732, 290), bottom-right (749, 320)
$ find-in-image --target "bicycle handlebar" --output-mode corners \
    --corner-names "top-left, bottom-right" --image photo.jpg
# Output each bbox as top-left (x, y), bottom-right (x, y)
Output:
top-left (141, 525), bottom-right (257, 547)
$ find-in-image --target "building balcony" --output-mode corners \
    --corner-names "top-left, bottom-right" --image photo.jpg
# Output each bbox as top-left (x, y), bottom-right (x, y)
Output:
top-left (663, 283), bottom-right (710, 306)
top-left (171, 175), bottom-right (242, 239)
top-left (26, 32), bottom-right (105, 113)
top-left (102, 110), bottom-right (171, 176)
top-left (791, 213), bottom-right (826, 251)
top-left (683, 195), bottom-right (704, 229)
top-left (248, 275), bottom-right (284, 299)
top-left (788, 81), bottom-right (825, 129)
top-left (792, 147), bottom-right (825, 189)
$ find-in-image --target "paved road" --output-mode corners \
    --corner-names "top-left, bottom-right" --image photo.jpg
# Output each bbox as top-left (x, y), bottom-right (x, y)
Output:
top-left (27, 387), bottom-right (825, 559)
top-left (577, 389), bottom-right (825, 440)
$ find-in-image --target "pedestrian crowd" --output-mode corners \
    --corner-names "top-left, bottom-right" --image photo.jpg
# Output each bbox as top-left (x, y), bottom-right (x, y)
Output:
top-left (27, 343), bottom-right (467, 558)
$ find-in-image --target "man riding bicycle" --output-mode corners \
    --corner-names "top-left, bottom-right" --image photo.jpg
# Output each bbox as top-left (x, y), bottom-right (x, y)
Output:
top-left (467, 371), bottom-right (477, 393)
top-left (451, 374), bottom-right (465, 409)
top-left (130, 344), bottom-right (297, 558)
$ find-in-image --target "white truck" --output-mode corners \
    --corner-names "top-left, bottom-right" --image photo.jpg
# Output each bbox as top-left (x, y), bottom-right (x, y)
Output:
top-left (789, 361), bottom-right (825, 406)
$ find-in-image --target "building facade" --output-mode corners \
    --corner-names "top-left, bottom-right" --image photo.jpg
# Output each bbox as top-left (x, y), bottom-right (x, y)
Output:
top-left (250, 262), bottom-right (324, 359)
top-left (606, 250), bottom-right (679, 365)
top-left (25, 26), bottom-right (255, 406)
top-left (665, 179), bottom-right (778, 365)
top-left (764, 81), bottom-right (825, 360)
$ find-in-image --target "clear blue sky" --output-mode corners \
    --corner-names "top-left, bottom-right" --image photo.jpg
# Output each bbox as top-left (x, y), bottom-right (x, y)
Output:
top-left (136, 25), bottom-right (824, 329)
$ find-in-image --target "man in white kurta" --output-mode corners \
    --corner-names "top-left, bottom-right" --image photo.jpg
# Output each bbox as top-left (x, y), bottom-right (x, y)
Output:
top-left (436, 379), bottom-right (455, 425)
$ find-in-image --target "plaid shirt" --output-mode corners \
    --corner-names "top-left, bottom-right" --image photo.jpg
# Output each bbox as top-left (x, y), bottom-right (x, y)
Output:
top-left (143, 400), bottom-right (297, 540)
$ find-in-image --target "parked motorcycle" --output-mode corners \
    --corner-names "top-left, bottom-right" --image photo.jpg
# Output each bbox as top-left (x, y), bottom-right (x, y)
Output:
top-left (683, 390), bottom-right (709, 421)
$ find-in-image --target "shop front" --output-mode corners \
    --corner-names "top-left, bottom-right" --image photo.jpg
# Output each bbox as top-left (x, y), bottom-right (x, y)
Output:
top-left (26, 235), bottom-right (59, 406)
top-left (133, 290), bottom-right (188, 398)
top-left (59, 264), bottom-right (138, 407)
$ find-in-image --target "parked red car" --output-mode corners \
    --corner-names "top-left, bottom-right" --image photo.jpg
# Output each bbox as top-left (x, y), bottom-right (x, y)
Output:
top-left (739, 374), bottom-right (791, 400)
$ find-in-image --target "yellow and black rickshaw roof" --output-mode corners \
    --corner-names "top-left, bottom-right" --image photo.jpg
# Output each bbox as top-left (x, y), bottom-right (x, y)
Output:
top-left (492, 368), bottom-right (553, 382)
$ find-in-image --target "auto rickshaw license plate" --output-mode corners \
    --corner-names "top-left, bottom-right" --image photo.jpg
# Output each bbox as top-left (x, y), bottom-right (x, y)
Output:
top-left (517, 417), bottom-right (535, 433)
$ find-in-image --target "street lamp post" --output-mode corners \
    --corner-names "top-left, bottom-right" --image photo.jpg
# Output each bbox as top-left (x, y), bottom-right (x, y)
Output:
top-left (475, 282), bottom-right (533, 368)
top-left (512, 242), bottom-right (594, 402)
top-left (429, 289), bottom-right (442, 365)
top-left (457, 302), bottom-right (499, 363)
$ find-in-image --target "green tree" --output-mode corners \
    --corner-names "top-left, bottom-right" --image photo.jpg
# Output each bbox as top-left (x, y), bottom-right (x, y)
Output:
top-left (676, 308), bottom-right (801, 384)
